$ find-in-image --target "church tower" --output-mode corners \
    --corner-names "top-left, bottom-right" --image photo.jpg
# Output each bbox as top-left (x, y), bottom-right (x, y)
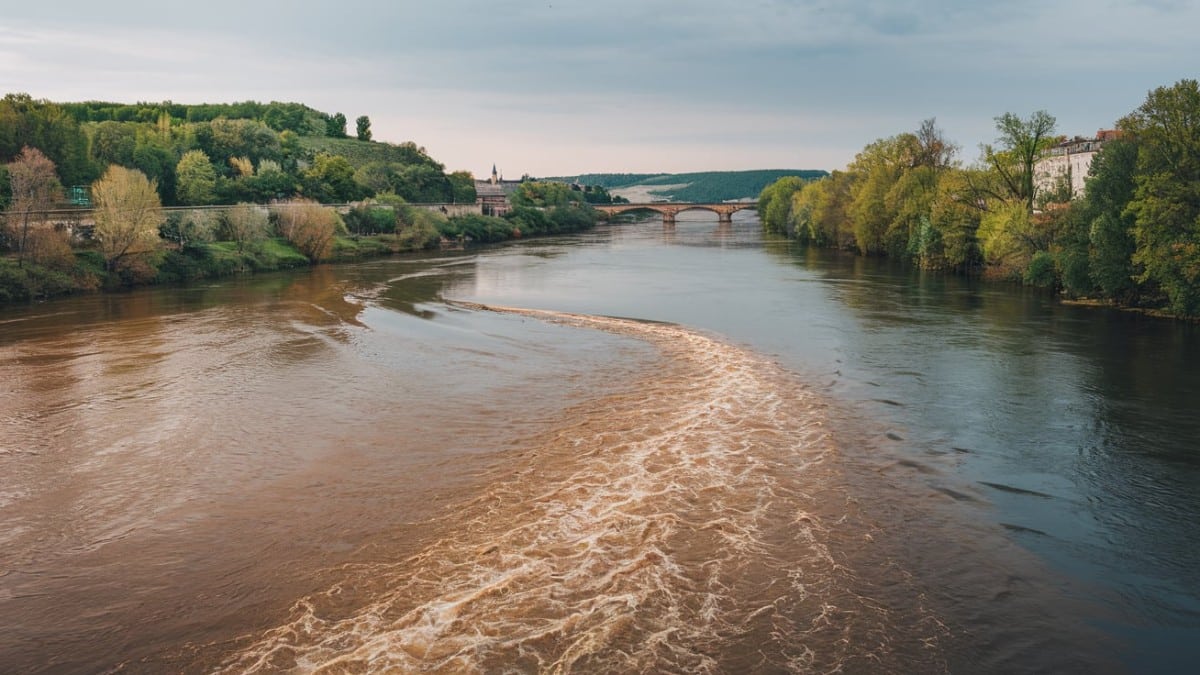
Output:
top-left (491, 164), bottom-right (499, 185)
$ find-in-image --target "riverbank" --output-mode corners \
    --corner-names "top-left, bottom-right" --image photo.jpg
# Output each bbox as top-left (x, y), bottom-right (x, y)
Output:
top-left (0, 205), bottom-right (599, 307)
top-left (0, 235), bottom-right (421, 306)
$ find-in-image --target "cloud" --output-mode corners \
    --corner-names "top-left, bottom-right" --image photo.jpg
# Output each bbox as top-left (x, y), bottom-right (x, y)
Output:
top-left (2, 0), bottom-right (1198, 174)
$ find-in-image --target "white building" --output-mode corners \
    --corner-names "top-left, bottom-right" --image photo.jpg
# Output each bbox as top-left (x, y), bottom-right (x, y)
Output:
top-left (1033, 129), bottom-right (1121, 202)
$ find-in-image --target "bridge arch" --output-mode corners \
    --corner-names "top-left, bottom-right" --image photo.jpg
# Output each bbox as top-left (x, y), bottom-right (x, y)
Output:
top-left (593, 202), bottom-right (756, 225)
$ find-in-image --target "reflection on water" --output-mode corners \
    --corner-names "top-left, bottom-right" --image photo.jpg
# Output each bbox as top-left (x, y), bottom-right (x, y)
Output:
top-left (763, 242), bottom-right (1200, 673)
top-left (1, 213), bottom-right (1197, 673)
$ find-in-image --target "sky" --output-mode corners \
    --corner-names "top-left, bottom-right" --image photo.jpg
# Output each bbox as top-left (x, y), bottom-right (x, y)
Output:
top-left (1, 0), bottom-right (1197, 177)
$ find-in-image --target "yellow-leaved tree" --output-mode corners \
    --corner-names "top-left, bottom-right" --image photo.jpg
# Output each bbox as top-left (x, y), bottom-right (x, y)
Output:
top-left (91, 165), bottom-right (163, 272)
top-left (272, 198), bottom-right (338, 262)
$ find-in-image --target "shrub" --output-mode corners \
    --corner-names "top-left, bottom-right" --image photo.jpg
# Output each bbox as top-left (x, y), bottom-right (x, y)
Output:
top-left (272, 199), bottom-right (338, 262)
top-left (1024, 251), bottom-right (1059, 288)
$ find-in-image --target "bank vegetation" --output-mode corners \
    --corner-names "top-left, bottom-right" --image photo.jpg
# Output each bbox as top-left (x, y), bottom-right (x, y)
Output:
top-left (0, 95), bottom-right (600, 305)
top-left (758, 79), bottom-right (1200, 318)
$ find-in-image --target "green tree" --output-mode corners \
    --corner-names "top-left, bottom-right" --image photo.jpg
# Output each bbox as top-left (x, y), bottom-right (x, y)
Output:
top-left (87, 121), bottom-right (138, 168)
top-left (326, 112), bottom-right (348, 138)
top-left (511, 181), bottom-right (581, 208)
top-left (984, 110), bottom-right (1057, 213)
top-left (356, 115), bottom-right (372, 142)
top-left (886, 166), bottom-right (940, 259)
top-left (303, 152), bottom-right (362, 202)
top-left (448, 171), bottom-right (477, 203)
top-left (194, 118), bottom-right (281, 169)
top-left (1123, 79), bottom-right (1200, 315)
top-left (1083, 139), bottom-right (1140, 302)
top-left (926, 168), bottom-right (984, 271)
top-left (757, 175), bottom-right (806, 235)
top-left (91, 165), bottom-right (163, 272)
top-left (131, 138), bottom-right (177, 204)
top-left (175, 150), bottom-right (218, 205)
top-left (0, 94), bottom-right (96, 187)
top-left (847, 134), bottom-right (915, 254)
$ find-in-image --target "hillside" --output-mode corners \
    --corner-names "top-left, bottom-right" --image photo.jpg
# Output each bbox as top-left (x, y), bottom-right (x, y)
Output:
top-left (0, 94), bottom-right (471, 207)
top-left (297, 136), bottom-right (443, 170)
top-left (542, 170), bottom-right (828, 203)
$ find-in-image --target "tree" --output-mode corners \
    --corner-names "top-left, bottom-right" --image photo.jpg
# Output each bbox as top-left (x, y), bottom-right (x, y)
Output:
top-left (913, 118), bottom-right (958, 170)
top-left (194, 117), bottom-right (281, 168)
top-left (91, 165), bottom-right (163, 271)
top-left (221, 202), bottom-right (268, 252)
top-left (175, 150), bottom-right (217, 205)
top-left (87, 121), bottom-right (138, 168)
top-left (511, 181), bottom-right (581, 208)
top-left (448, 171), bottom-right (476, 203)
top-left (1122, 79), bottom-right (1200, 315)
top-left (926, 168), bottom-right (985, 271)
top-left (0, 94), bottom-right (97, 186)
top-left (326, 112), bottom-right (348, 138)
top-left (847, 134), bottom-right (916, 255)
top-left (757, 175), bottom-right (806, 235)
top-left (356, 115), bottom-right (372, 142)
top-left (160, 209), bottom-right (216, 247)
top-left (4, 147), bottom-right (64, 266)
top-left (1084, 139), bottom-right (1140, 302)
top-left (303, 152), bottom-right (362, 202)
top-left (272, 199), bottom-right (338, 262)
top-left (131, 138), bottom-right (177, 204)
top-left (984, 110), bottom-right (1057, 213)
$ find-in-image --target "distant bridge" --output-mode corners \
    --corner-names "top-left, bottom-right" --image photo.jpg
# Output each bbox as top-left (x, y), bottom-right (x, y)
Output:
top-left (592, 202), bottom-right (756, 225)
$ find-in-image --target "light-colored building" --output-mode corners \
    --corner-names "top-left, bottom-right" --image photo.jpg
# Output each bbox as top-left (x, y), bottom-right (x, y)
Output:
top-left (1034, 129), bottom-right (1120, 202)
top-left (475, 164), bottom-right (522, 216)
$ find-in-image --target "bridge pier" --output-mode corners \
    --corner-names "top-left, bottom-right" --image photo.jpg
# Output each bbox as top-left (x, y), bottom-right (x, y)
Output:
top-left (718, 211), bottom-right (733, 225)
top-left (662, 212), bottom-right (676, 227)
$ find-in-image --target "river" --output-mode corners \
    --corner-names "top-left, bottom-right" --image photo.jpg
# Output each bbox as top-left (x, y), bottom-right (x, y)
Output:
top-left (1, 213), bottom-right (1197, 673)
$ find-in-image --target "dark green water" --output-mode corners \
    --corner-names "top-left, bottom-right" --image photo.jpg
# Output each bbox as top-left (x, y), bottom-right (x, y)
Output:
top-left (1, 213), bottom-right (1197, 672)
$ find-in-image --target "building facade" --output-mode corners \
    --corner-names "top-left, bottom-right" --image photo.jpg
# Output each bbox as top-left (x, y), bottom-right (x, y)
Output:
top-left (1033, 129), bottom-right (1120, 202)
top-left (474, 164), bottom-right (522, 216)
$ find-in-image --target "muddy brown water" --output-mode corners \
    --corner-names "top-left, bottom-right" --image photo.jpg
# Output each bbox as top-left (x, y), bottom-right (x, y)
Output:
top-left (3, 214), bottom-right (1198, 673)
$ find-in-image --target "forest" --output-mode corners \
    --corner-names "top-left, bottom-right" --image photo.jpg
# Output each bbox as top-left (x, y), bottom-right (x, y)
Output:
top-left (757, 79), bottom-right (1200, 318)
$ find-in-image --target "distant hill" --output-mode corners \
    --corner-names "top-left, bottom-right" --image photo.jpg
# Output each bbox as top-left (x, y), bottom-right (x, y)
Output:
top-left (541, 170), bottom-right (828, 203)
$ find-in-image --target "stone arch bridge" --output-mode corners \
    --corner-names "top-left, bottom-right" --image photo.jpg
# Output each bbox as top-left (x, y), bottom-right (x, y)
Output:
top-left (591, 202), bottom-right (756, 225)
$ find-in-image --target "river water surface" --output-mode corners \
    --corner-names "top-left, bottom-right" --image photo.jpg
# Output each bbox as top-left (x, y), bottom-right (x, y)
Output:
top-left (2, 214), bottom-right (1198, 673)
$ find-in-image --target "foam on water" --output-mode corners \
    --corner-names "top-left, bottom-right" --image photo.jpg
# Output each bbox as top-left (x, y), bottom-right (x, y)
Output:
top-left (214, 304), bottom-right (946, 673)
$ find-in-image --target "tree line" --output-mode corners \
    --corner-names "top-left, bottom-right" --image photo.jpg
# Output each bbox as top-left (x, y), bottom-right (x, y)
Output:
top-left (0, 94), bottom-right (473, 211)
top-left (758, 79), bottom-right (1200, 317)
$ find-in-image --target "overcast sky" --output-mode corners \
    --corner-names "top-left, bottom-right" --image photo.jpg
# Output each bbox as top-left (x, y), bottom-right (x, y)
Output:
top-left (1, 0), bottom-right (1196, 176)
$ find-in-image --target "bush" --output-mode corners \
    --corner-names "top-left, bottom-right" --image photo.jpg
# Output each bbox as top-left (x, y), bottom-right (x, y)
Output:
top-left (272, 199), bottom-right (338, 262)
top-left (0, 261), bottom-right (76, 303)
top-left (547, 205), bottom-right (598, 232)
top-left (344, 203), bottom-right (398, 234)
top-left (1024, 251), bottom-right (1059, 288)
top-left (442, 214), bottom-right (513, 243)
